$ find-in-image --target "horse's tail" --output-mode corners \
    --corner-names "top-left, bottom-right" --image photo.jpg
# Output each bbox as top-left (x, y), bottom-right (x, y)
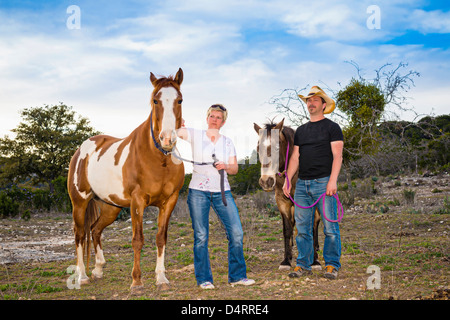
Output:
top-left (84, 199), bottom-right (100, 273)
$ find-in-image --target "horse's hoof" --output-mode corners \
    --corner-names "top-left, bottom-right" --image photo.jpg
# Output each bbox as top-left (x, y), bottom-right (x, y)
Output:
top-left (79, 277), bottom-right (90, 285)
top-left (157, 282), bottom-right (170, 291)
top-left (278, 265), bottom-right (291, 271)
top-left (91, 270), bottom-right (103, 280)
top-left (130, 284), bottom-right (145, 296)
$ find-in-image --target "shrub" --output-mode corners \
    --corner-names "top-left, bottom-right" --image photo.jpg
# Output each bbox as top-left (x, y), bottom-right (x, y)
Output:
top-left (32, 189), bottom-right (52, 211)
top-left (0, 175), bottom-right (73, 218)
top-left (403, 189), bottom-right (416, 205)
top-left (434, 196), bottom-right (450, 215)
top-left (0, 190), bottom-right (20, 218)
top-left (51, 176), bottom-right (72, 212)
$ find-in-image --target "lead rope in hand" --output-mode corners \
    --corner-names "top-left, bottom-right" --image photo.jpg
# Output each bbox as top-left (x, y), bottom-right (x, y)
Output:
top-left (212, 153), bottom-right (227, 207)
top-left (277, 142), bottom-right (344, 223)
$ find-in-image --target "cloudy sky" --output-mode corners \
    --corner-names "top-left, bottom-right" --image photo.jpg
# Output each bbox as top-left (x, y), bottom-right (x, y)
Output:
top-left (0, 0), bottom-right (449, 170)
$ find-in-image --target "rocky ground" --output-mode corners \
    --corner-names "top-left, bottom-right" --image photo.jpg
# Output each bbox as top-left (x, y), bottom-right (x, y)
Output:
top-left (0, 173), bottom-right (448, 300)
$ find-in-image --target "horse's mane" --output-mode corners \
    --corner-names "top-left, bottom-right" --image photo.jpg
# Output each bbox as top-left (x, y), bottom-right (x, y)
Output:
top-left (152, 75), bottom-right (180, 93)
top-left (263, 121), bottom-right (295, 143)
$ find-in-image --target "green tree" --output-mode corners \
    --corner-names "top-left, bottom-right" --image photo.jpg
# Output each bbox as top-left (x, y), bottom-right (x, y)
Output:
top-left (230, 152), bottom-right (261, 195)
top-left (336, 78), bottom-right (386, 162)
top-left (0, 103), bottom-right (100, 191)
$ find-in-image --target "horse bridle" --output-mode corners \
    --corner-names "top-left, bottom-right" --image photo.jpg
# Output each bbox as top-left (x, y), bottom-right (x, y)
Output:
top-left (149, 109), bottom-right (171, 156)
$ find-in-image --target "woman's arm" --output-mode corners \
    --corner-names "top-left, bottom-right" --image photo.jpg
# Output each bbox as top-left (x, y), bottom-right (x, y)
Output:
top-left (214, 156), bottom-right (238, 175)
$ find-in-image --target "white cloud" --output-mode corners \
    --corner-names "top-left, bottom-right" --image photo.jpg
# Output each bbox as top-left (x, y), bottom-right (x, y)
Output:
top-left (409, 9), bottom-right (450, 34)
top-left (1, 0), bottom-right (449, 157)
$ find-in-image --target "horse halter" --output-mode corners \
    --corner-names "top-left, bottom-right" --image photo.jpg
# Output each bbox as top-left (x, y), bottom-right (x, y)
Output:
top-left (150, 109), bottom-right (171, 156)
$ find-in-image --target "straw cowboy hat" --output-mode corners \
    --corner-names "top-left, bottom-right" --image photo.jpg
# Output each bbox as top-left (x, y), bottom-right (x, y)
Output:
top-left (298, 86), bottom-right (336, 114)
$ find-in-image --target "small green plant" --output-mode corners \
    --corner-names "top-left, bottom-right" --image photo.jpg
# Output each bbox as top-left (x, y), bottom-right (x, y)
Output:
top-left (403, 188), bottom-right (416, 205)
top-left (434, 196), bottom-right (450, 215)
top-left (21, 209), bottom-right (31, 221)
top-left (176, 250), bottom-right (194, 265)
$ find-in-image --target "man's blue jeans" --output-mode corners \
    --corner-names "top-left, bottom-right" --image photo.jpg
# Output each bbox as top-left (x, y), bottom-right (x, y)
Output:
top-left (294, 176), bottom-right (341, 270)
top-left (187, 188), bottom-right (247, 285)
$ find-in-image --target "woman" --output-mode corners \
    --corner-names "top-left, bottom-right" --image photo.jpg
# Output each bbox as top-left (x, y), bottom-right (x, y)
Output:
top-left (178, 104), bottom-right (255, 289)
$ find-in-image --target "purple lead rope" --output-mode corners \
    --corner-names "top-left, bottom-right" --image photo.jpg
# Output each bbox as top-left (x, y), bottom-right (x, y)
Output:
top-left (278, 142), bottom-right (344, 223)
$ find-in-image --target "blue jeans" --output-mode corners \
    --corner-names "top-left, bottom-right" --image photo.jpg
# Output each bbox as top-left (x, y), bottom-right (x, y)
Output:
top-left (187, 188), bottom-right (247, 284)
top-left (294, 176), bottom-right (341, 270)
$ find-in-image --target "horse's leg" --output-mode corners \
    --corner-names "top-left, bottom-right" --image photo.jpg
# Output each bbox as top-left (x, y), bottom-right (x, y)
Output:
top-left (130, 190), bottom-right (146, 292)
top-left (312, 208), bottom-right (322, 270)
top-left (276, 198), bottom-right (295, 270)
top-left (72, 201), bottom-right (90, 285)
top-left (155, 192), bottom-right (179, 289)
top-left (91, 202), bottom-right (121, 280)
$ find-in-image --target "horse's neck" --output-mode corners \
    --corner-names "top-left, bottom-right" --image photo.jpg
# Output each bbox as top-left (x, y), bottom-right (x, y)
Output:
top-left (132, 118), bottom-right (158, 155)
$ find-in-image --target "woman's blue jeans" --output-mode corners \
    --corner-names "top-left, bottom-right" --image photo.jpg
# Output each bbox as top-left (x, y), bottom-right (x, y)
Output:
top-left (294, 176), bottom-right (341, 270)
top-left (187, 188), bottom-right (247, 284)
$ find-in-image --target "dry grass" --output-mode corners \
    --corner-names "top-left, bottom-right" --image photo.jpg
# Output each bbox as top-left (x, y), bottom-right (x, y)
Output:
top-left (1, 174), bottom-right (449, 300)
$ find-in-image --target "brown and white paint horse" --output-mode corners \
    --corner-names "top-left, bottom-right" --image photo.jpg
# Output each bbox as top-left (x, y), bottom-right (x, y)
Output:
top-left (67, 68), bottom-right (185, 293)
top-left (254, 119), bottom-right (321, 270)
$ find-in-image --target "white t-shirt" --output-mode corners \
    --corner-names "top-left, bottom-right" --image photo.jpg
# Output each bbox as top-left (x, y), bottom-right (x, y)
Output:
top-left (185, 128), bottom-right (236, 192)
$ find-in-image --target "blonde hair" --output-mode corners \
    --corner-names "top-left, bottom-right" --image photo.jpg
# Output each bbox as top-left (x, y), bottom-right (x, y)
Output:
top-left (207, 104), bottom-right (228, 121)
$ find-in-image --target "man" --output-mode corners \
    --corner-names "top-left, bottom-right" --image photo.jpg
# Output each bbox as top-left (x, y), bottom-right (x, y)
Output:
top-left (283, 86), bottom-right (344, 280)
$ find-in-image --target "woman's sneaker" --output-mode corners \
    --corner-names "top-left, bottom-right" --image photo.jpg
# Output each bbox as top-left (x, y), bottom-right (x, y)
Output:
top-left (324, 266), bottom-right (338, 280)
top-left (230, 278), bottom-right (255, 286)
top-left (199, 281), bottom-right (215, 289)
top-left (288, 266), bottom-right (312, 278)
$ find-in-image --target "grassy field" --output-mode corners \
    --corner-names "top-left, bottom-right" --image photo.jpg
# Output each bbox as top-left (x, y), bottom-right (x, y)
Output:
top-left (0, 174), bottom-right (449, 300)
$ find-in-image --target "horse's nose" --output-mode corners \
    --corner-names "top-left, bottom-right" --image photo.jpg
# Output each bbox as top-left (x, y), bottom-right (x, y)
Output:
top-left (259, 176), bottom-right (275, 191)
top-left (159, 130), bottom-right (177, 149)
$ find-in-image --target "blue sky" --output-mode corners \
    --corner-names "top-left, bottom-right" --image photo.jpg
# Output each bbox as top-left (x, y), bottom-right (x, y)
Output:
top-left (1, 0), bottom-right (449, 166)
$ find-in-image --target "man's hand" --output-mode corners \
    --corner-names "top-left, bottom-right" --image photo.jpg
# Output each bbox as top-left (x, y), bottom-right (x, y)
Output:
top-left (283, 179), bottom-right (291, 198)
top-left (326, 180), bottom-right (337, 196)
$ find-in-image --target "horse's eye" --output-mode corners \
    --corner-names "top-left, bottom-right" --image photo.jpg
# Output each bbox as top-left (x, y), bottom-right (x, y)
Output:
top-left (153, 99), bottom-right (158, 105)
top-left (178, 99), bottom-right (183, 104)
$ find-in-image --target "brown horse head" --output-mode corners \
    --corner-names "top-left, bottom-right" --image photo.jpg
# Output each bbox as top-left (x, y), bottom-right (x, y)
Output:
top-left (150, 68), bottom-right (183, 151)
top-left (254, 118), bottom-right (290, 191)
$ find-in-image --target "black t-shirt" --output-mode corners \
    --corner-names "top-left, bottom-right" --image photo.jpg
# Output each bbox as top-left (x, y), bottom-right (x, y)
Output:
top-left (294, 118), bottom-right (343, 180)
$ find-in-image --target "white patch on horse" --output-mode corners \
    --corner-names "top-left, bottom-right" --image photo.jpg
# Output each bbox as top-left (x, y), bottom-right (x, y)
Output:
top-left (159, 87), bottom-right (177, 142)
top-left (76, 244), bottom-right (89, 284)
top-left (73, 139), bottom-right (97, 199)
top-left (155, 245), bottom-right (169, 285)
top-left (92, 244), bottom-right (106, 279)
top-left (87, 139), bottom-right (131, 204)
top-left (259, 129), bottom-right (279, 176)
top-left (262, 138), bottom-right (271, 148)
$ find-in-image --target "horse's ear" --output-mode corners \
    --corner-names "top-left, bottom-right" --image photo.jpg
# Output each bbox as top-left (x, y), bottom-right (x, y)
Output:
top-left (150, 72), bottom-right (158, 86)
top-left (254, 123), bottom-right (262, 134)
top-left (274, 118), bottom-right (285, 130)
top-left (175, 68), bottom-right (183, 85)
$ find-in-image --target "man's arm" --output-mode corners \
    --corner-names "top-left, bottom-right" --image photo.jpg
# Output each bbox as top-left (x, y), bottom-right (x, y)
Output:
top-left (283, 145), bottom-right (300, 197)
top-left (327, 140), bottom-right (343, 196)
